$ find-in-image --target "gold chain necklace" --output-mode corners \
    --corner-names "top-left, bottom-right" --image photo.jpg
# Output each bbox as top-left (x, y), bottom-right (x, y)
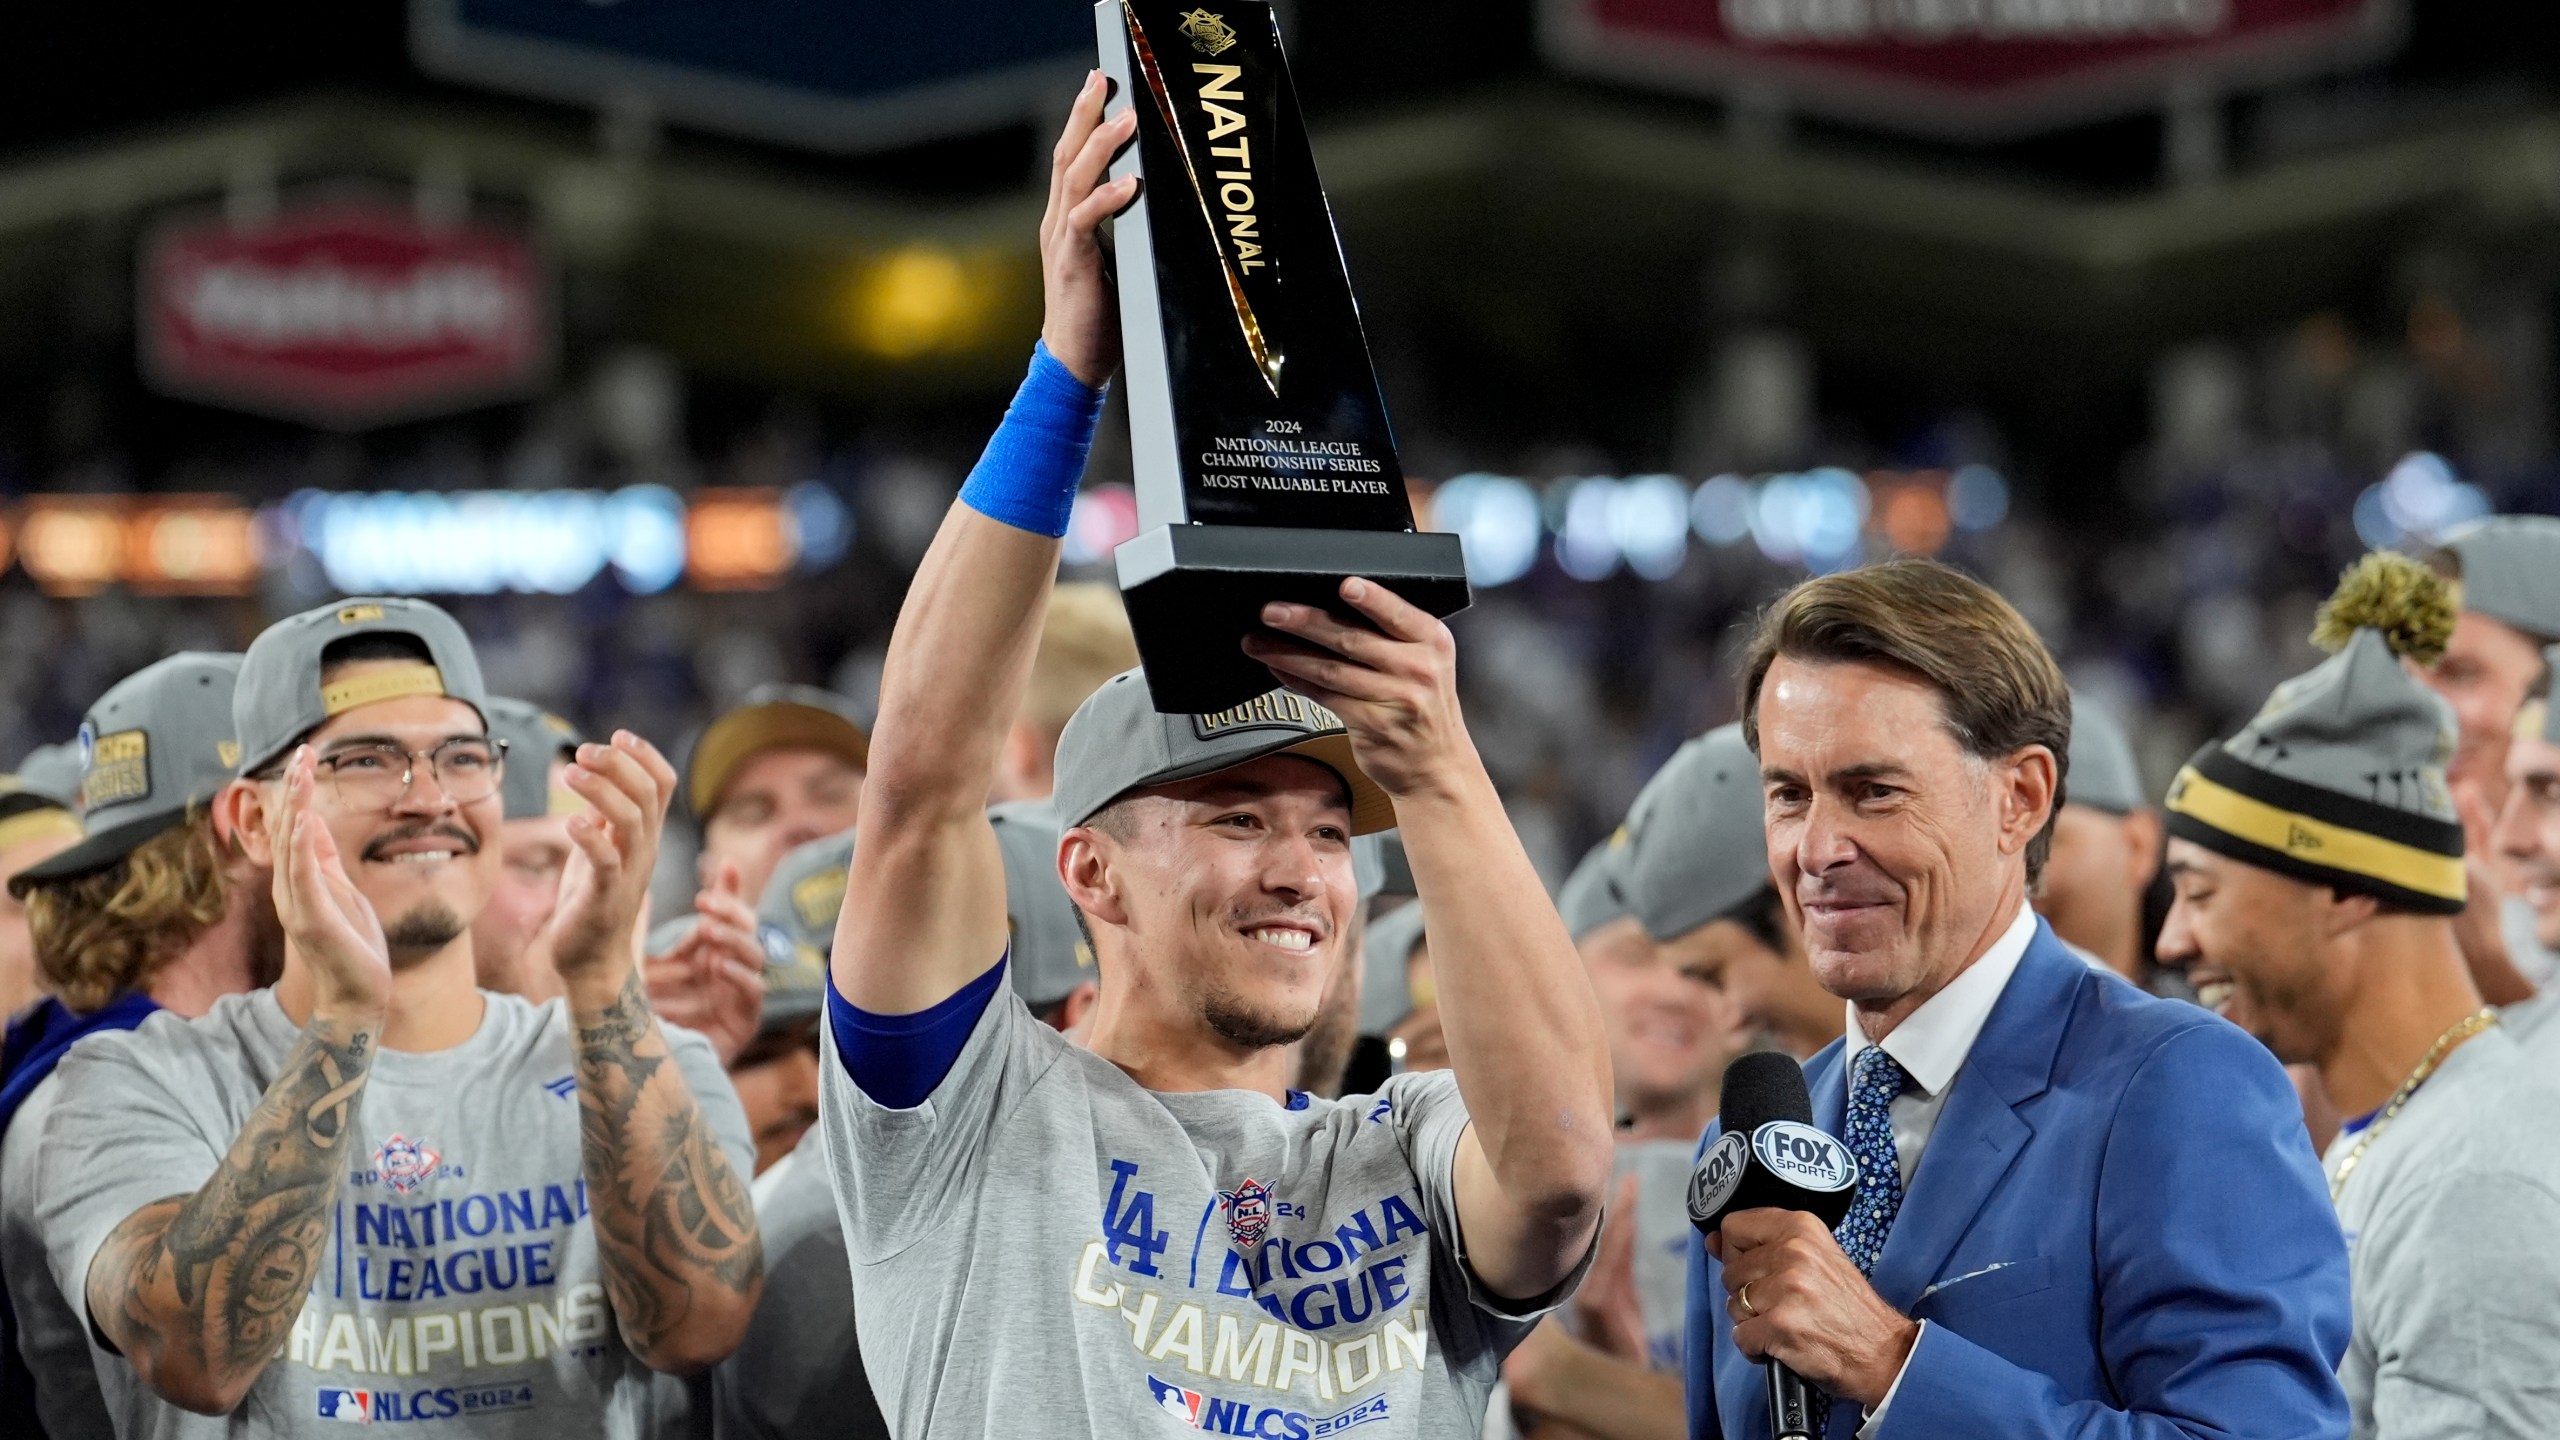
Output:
top-left (2327, 1007), bottom-right (2500, 1203)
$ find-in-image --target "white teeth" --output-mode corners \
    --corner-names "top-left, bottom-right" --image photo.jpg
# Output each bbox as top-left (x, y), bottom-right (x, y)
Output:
top-left (2197, 981), bottom-right (2234, 1012)
top-left (388, 852), bottom-right (456, 865)
top-left (1248, 927), bottom-right (1314, 952)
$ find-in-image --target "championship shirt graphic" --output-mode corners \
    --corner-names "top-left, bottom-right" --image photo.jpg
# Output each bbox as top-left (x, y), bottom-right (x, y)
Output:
top-left (1218, 1178), bottom-right (1274, 1248)
top-left (316, 1387), bottom-right (372, 1422)
top-left (372, 1135), bottom-right (442, 1194)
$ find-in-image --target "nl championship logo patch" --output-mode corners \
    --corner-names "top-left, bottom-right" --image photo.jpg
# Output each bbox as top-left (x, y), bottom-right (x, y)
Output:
top-left (1217, 1177), bottom-right (1274, 1249)
top-left (1148, 1375), bottom-right (1206, 1426)
top-left (372, 1135), bottom-right (442, 1194)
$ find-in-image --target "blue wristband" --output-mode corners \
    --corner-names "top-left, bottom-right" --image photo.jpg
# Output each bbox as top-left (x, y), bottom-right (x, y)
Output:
top-left (957, 342), bottom-right (1107, 538)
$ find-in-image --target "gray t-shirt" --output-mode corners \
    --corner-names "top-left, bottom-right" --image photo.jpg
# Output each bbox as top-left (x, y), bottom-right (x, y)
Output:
top-left (34, 989), bottom-right (751, 1440)
top-left (818, 974), bottom-right (1584, 1439)
top-left (2325, 1029), bottom-right (2560, 1440)
top-left (1608, 1139), bottom-right (1697, 1376)
top-left (709, 1127), bottom-right (891, 1440)
top-left (4, 1069), bottom-right (123, 1440)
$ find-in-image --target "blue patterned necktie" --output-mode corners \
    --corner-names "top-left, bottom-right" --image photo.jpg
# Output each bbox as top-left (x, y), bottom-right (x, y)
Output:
top-left (1836, 1046), bottom-right (1909, 1275)
top-left (1801, 1047), bottom-right (1908, 1437)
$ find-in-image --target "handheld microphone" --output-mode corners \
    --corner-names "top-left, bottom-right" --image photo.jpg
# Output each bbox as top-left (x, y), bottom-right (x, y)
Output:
top-left (1690, 1052), bottom-right (1861, 1440)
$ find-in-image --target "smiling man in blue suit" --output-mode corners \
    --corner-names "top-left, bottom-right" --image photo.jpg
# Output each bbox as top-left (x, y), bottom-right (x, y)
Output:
top-left (1683, 560), bottom-right (2351, 1440)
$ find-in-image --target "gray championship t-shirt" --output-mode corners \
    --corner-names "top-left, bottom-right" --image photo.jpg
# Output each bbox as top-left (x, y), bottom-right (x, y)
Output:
top-left (819, 973), bottom-right (1586, 1439)
top-left (709, 1126), bottom-right (891, 1440)
top-left (2325, 1029), bottom-right (2560, 1440)
top-left (34, 989), bottom-right (751, 1440)
top-left (4, 1069), bottom-right (122, 1440)
top-left (1610, 1139), bottom-right (1698, 1377)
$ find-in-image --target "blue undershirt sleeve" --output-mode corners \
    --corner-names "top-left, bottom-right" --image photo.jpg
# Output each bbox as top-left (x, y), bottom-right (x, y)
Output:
top-left (955, 342), bottom-right (1106, 538)
top-left (826, 954), bottom-right (1009, 1109)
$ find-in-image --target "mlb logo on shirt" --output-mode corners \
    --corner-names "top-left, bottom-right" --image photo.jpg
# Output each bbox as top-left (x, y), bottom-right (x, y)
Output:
top-left (1146, 1375), bottom-right (1204, 1427)
top-left (316, 1388), bottom-right (372, 1422)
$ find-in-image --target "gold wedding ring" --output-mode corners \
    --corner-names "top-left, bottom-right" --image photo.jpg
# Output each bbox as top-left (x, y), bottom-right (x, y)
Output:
top-left (1738, 1280), bottom-right (1759, 1318)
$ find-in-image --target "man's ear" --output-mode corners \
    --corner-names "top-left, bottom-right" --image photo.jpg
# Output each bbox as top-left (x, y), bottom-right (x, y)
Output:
top-left (1059, 828), bottom-right (1130, 929)
top-left (218, 778), bottom-right (277, 869)
top-left (2319, 886), bottom-right (2382, 939)
top-left (2001, 744), bottom-right (2061, 855)
top-left (2121, 807), bottom-right (2166, 891)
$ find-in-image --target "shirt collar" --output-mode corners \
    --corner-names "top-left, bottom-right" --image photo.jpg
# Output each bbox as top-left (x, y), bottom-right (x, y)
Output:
top-left (1843, 901), bottom-right (2037, 1099)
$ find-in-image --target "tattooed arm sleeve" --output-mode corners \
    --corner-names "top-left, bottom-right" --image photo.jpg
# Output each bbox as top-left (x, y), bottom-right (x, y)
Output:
top-left (81, 1017), bottom-right (375, 1416)
top-left (569, 969), bottom-right (765, 1374)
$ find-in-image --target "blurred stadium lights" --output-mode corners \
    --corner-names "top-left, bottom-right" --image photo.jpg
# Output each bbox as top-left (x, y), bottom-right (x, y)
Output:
top-left (2352, 451), bottom-right (2489, 549)
top-left (840, 245), bottom-right (1006, 360)
top-left (1, 486), bottom-right (849, 598)
top-left (1401, 465), bottom-right (2020, 590)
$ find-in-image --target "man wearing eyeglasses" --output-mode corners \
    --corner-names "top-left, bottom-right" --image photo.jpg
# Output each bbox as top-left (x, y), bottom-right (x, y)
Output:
top-left (28, 597), bottom-right (762, 1440)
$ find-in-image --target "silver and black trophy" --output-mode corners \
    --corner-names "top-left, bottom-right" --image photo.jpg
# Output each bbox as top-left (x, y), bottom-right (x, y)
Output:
top-left (1096, 0), bottom-right (1471, 715)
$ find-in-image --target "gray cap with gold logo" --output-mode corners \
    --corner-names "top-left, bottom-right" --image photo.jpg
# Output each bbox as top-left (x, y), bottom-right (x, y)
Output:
top-left (1050, 669), bottom-right (1393, 836)
top-left (14, 652), bottom-right (244, 889)
top-left (234, 597), bottom-right (489, 777)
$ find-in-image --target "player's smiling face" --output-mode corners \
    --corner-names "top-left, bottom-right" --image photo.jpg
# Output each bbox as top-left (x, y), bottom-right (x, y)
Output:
top-left (297, 674), bottom-right (504, 965)
top-left (1095, 753), bottom-right (1358, 1051)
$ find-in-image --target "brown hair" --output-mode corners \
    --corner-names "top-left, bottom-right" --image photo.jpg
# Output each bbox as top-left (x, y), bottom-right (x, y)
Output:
top-left (26, 811), bottom-right (234, 1013)
top-left (1741, 558), bottom-right (2072, 883)
top-left (1022, 584), bottom-right (1140, 745)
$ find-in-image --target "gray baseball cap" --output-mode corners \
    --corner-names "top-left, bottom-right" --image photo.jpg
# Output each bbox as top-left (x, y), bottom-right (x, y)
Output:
top-left (2540, 647), bottom-right (2560, 744)
top-left (7, 742), bottom-right (85, 814)
top-left (1556, 838), bottom-right (1634, 942)
top-left (2445, 516), bottom-right (2560, 641)
top-left (2066, 691), bottom-right (2146, 816)
top-left (1358, 900), bottom-right (1430, 1036)
top-left (1620, 724), bottom-right (1772, 944)
top-left (484, 697), bottom-right (586, 822)
top-left (1053, 670), bottom-right (1394, 837)
top-left (751, 801), bottom-right (1094, 1022)
top-left (14, 653), bottom-right (244, 889)
top-left (235, 597), bottom-right (490, 776)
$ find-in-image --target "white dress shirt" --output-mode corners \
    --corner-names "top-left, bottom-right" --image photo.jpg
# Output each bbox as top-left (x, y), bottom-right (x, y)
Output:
top-left (1839, 900), bottom-right (2038, 1435)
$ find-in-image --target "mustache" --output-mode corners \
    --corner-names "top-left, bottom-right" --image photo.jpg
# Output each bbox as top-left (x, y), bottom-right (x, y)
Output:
top-left (361, 822), bottom-right (483, 864)
top-left (1228, 904), bottom-right (1333, 941)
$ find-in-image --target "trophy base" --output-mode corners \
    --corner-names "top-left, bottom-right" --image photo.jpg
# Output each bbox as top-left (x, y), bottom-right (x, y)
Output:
top-left (1114, 524), bottom-right (1472, 715)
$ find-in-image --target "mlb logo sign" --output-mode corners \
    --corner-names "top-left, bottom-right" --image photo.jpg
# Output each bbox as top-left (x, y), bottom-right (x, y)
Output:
top-left (1147, 1375), bottom-right (1204, 1427)
top-left (316, 1388), bottom-right (372, 1422)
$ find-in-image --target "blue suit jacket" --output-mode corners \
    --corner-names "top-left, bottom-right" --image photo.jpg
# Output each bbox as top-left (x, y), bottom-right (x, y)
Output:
top-left (1684, 921), bottom-right (2351, 1439)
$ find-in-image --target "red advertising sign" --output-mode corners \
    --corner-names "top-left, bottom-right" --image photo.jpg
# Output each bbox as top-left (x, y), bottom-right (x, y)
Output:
top-left (1542, 0), bottom-right (2402, 138)
top-left (141, 201), bottom-right (552, 428)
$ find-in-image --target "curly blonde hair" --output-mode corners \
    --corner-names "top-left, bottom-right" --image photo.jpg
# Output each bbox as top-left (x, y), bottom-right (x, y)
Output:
top-left (26, 811), bottom-right (233, 1013)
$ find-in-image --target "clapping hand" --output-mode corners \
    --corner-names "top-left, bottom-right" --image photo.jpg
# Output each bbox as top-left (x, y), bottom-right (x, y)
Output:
top-left (642, 860), bottom-right (767, 1066)
top-left (548, 732), bottom-right (678, 986)
top-left (267, 746), bottom-right (392, 1020)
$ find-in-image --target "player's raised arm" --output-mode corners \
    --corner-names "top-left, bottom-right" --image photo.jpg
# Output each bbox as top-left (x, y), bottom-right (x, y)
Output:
top-left (832, 72), bottom-right (1136, 1017)
top-left (1249, 584), bottom-right (1617, 1300)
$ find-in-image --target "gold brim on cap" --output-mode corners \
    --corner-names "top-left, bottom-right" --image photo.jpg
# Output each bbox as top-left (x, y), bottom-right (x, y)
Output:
top-left (689, 703), bottom-right (872, 818)
top-left (1271, 733), bottom-right (1397, 836)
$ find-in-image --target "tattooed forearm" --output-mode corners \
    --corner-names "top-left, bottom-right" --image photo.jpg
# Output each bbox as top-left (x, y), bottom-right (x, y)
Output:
top-left (87, 1019), bottom-right (374, 1411)
top-left (569, 967), bottom-right (763, 1370)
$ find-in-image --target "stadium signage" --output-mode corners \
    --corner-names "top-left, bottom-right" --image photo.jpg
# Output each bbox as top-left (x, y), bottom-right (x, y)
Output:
top-left (141, 201), bottom-right (553, 428)
top-left (1541, 0), bottom-right (2404, 139)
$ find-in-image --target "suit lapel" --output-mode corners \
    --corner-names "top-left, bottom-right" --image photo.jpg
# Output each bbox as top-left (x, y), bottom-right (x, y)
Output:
top-left (1863, 925), bottom-right (2084, 1313)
